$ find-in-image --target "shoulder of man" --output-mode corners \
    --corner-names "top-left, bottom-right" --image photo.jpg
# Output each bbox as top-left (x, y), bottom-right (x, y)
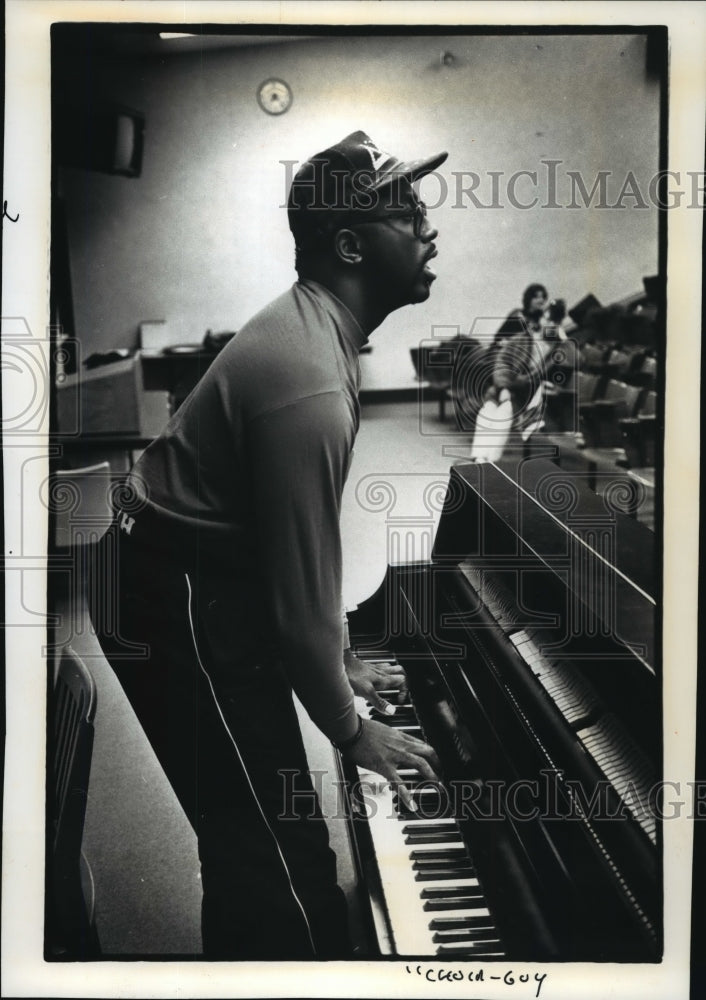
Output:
top-left (209, 283), bottom-right (348, 418)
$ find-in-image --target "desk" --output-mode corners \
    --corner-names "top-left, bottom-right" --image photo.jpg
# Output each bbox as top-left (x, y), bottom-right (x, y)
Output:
top-left (139, 350), bottom-right (217, 409)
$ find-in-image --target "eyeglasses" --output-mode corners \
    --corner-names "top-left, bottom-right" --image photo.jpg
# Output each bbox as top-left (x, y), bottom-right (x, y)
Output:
top-left (349, 200), bottom-right (429, 239)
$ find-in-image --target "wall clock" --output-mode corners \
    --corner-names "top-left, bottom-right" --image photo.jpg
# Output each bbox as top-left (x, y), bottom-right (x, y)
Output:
top-left (257, 78), bottom-right (293, 115)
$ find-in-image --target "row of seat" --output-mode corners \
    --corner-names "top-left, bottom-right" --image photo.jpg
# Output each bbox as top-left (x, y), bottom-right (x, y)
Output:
top-left (577, 375), bottom-right (656, 457)
top-left (548, 371), bottom-right (657, 458)
top-left (542, 370), bottom-right (657, 527)
top-left (579, 341), bottom-right (657, 390)
top-left (410, 342), bottom-right (474, 421)
top-left (411, 337), bottom-right (658, 467)
top-left (409, 336), bottom-right (658, 529)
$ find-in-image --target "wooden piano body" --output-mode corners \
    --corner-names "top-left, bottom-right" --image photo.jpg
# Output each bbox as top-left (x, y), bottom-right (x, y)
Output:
top-left (344, 457), bottom-right (660, 961)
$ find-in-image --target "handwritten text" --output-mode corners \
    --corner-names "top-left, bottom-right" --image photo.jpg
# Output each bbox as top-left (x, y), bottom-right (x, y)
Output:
top-left (405, 965), bottom-right (548, 998)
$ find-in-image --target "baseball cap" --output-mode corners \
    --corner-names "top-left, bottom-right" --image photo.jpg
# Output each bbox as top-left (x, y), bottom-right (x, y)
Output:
top-left (288, 130), bottom-right (448, 249)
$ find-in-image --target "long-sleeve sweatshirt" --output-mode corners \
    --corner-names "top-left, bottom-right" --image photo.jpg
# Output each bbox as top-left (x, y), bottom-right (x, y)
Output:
top-left (126, 279), bottom-right (365, 745)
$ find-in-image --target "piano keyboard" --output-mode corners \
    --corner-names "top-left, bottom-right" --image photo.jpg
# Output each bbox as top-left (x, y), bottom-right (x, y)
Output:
top-left (350, 657), bottom-right (505, 958)
top-left (509, 629), bottom-right (600, 727)
top-left (576, 714), bottom-right (657, 844)
top-left (509, 629), bottom-right (656, 845)
top-left (457, 562), bottom-right (656, 847)
top-left (459, 564), bottom-right (521, 629)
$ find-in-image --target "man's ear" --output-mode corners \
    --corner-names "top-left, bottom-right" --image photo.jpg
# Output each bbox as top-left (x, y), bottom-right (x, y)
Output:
top-left (333, 228), bottom-right (363, 266)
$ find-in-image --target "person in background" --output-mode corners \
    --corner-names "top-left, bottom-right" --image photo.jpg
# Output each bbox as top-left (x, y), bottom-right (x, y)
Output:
top-left (88, 131), bottom-right (446, 960)
top-left (470, 284), bottom-right (568, 460)
top-left (491, 285), bottom-right (568, 438)
top-left (494, 282), bottom-right (550, 341)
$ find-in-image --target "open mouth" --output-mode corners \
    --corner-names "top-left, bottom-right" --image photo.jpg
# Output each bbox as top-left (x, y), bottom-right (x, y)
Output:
top-left (422, 247), bottom-right (438, 281)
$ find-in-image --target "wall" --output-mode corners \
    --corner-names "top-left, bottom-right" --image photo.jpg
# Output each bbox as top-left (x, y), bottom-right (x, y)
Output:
top-left (58, 31), bottom-right (661, 386)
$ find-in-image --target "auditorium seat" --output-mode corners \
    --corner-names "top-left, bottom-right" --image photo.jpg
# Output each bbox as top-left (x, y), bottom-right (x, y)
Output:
top-left (579, 341), bottom-right (614, 373)
top-left (410, 338), bottom-right (484, 423)
top-left (618, 391), bottom-right (658, 469)
top-left (576, 370), bottom-right (603, 404)
top-left (409, 342), bottom-right (454, 420)
top-left (623, 346), bottom-right (649, 378)
top-left (539, 379), bottom-right (656, 526)
top-left (579, 379), bottom-right (644, 449)
top-left (604, 346), bottom-right (633, 379)
top-left (533, 283), bottom-right (659, 526)
top-left (448, 337), bottom-right (487, 431)
top-left (640, 389), bottom-right (657, 417)
top-left (632, 354), bottom-right (657, 390)
top-left (544, 370), bottom-right (601, 435)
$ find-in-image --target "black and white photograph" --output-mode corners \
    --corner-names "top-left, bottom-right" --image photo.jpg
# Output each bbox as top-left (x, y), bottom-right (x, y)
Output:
top-left (2, 2), bottom-right (704, 998)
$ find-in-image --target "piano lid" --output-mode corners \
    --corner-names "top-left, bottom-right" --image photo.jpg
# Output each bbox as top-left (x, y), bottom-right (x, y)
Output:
top-left (433, 458), bottom-right (657, 672)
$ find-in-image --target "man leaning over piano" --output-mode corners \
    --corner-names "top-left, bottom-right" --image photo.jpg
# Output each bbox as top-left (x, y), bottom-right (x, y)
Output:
top-left (89, 131), bottom-right (447, 959)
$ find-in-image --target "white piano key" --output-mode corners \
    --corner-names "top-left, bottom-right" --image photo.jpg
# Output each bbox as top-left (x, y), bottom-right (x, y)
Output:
top-left (356, 776), bottom-right (443, 953)
top-left (576, 716), bottom-right (657, 844)
top-left (355, 774), bottom-right (501, 955)
top-left (352, 661), bottom-right (504, 956)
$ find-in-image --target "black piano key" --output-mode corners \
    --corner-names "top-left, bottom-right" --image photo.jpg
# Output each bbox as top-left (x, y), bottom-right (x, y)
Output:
top-left (436, 942), bottom-right (502, 956)
top-left (401, 822), bottom-right (458, 836)
top-left (409, 848), bottom-right (467, 861)
top-left (420, 886), bottom-right (486, 900)
top-left (408, 784), bottom-right (444, 796)
top-left (355, 653), bottom-right (509, 956)
top-left (397, 806), bottom-right (457, 822)
top-left (413, 858), bottom-right (474, 870)
top-left (396, 800), bottom-right (456, 821)
top-left (432, 931), bottom-right (478, 944)
top-left (402, 788), bottom-right (453, 820)
top-left (432, 928), bottom-right (500, 943)
top-left (400, 782), bottom-right (444, 793)
top-left (414, 867), bottom-right (475, 881)
top-left (411, 858), bottom-right (473, 868)
top-left (430, 915), bottom-right (495, 930)
top-left (394, 780), bottom-right (434, 793)
top-left (398, 793), bottom-right (452, 819)
top-left (424, 897), bottom-right (488, 911)
top-left (404, 830), bottom-right (464, 845)
top-left (380, 716), bottom-right (419, 727)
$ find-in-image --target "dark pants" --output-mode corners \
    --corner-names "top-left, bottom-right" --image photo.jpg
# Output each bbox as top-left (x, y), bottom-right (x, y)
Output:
top-left (88, 522), bottom-right (351, 959)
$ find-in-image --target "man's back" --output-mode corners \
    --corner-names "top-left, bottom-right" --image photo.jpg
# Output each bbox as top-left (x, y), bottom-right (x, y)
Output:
top-left (129, 280), bottom-right (365, 544)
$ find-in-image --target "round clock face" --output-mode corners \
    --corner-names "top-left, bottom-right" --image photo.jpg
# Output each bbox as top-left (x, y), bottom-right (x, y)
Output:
top-left (257, 78), bottom-right (293, 115)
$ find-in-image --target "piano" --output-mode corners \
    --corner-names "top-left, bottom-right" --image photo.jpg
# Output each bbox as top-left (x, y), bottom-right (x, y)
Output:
top-left (340, 457), bottom-right (660, 961)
